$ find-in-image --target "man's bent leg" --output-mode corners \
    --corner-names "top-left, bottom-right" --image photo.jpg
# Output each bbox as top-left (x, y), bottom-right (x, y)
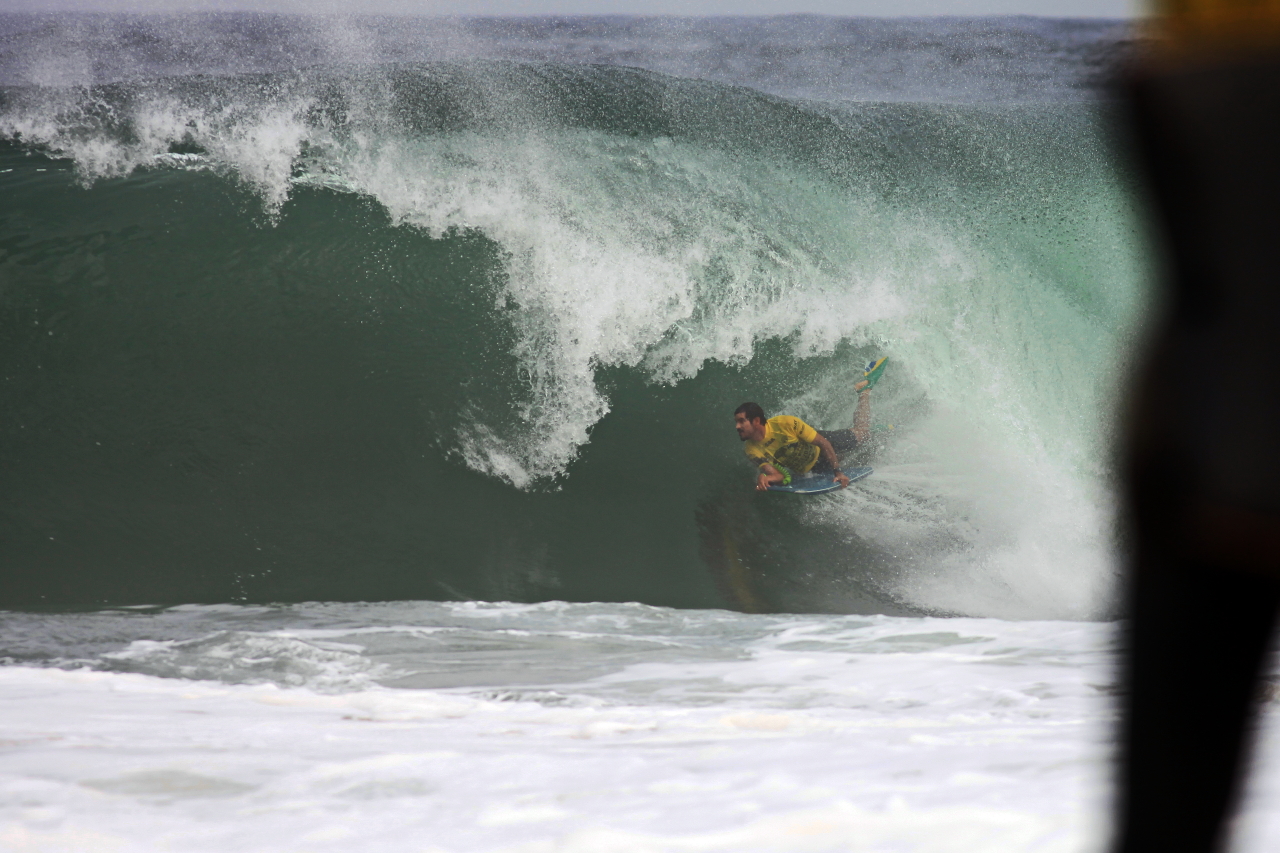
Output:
top-left (853, 389), bottom-right (871, 444)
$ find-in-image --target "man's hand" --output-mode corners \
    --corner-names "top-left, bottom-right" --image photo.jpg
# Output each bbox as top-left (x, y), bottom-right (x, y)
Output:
top-left (756, 465), bottom-right (785, 491)
top-left (835, 471), bottom-right (851, 488)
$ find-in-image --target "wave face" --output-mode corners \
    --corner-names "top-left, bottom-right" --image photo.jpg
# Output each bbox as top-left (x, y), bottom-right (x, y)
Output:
top-left (0, 15), bottom-right (1148, 618)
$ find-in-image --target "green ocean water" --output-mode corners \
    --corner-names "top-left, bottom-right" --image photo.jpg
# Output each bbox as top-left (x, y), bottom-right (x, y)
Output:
top-left (0, 55), bottom-right (1149, 617)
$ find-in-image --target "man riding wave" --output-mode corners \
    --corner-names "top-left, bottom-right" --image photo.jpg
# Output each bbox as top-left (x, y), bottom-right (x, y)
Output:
top-left (733, 357), bottom-right (887, 492)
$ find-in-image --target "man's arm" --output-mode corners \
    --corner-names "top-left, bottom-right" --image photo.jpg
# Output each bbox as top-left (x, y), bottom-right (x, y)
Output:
top-left (810, 434), bottom-right (851, 488)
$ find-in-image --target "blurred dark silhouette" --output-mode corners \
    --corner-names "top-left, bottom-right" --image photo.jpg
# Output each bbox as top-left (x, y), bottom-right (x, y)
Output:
top-left (1116, 3), bottom-right (1280, 851)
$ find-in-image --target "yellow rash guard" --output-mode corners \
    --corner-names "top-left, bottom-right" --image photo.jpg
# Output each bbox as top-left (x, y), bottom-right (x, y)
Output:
top-left (743, 416), bottom-right (821, 477)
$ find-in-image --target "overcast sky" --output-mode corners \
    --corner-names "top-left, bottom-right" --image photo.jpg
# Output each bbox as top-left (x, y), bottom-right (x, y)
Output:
top-left (0, 0), bottom-right (1140, 17)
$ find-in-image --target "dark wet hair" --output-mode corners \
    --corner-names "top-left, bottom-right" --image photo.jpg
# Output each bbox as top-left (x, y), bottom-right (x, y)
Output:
top-left (734, 402), bottom-right (766, 424)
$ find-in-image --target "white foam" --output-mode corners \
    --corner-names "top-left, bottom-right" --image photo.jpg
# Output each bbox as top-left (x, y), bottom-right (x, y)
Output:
top-left (0, 609), bottom-right (1123, 853)
top-left (101, 631), bottom-right (392, 692)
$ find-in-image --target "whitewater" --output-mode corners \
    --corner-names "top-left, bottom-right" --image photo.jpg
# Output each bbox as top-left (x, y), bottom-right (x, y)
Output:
top-left (5, 13), bottom-right (1279, 853)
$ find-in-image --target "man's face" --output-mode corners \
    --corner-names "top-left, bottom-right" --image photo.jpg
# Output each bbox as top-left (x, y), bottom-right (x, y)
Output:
top-left (734, 412), bottom-right (760, 441)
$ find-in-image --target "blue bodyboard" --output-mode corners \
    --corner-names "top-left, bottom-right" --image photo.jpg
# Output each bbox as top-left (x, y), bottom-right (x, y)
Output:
top-left (767, 466), bottom-right (873, 495)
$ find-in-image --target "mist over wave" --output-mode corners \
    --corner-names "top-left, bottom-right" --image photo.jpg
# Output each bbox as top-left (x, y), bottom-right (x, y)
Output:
top-left (0, 13), bottom-right (1135, 101)
top-left (0, 15), bottom-right (1148, 619)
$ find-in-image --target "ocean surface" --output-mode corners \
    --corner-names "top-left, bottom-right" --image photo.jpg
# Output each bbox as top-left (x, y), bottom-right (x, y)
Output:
top-left (7, 13), bottom-right (1276, 853)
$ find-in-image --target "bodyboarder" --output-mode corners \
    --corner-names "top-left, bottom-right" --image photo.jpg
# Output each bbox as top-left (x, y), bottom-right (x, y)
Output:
top-left (733, 357), bottom-right (887, 492)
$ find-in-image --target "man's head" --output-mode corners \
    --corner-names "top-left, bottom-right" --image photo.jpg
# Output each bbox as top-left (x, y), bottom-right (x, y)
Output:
top-left (734, 402), bottom-right (767, 442)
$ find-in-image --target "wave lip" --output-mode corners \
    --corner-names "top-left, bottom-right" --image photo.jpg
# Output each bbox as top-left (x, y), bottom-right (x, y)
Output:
top-left (0, 60), bottom-right (934, 487)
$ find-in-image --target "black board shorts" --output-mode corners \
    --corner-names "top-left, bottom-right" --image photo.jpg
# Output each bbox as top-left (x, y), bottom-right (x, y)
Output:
top-left (810, 429), bottom-right (859, 475)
